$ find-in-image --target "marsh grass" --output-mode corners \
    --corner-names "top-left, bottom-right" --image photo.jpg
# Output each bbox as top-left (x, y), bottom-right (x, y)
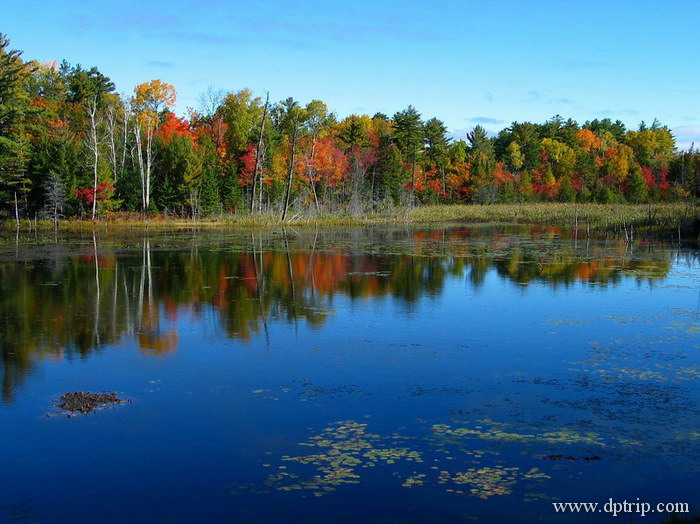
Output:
top-left (411, 203), bottom-right (699, 232)
top-left (2, 203), bottom-right (698, 237)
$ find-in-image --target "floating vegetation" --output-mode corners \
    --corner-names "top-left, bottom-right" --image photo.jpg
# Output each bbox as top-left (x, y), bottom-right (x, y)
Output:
top-left (403, 385), bottom-right (478, 397)
top-left (542, 318), bottom-right (591, 327)
top-left (294, 382), bottom-right (371, 401)
top-left (592, 364), bottom-right (700, 383)
top-left (363, 448), bottom-right (423, 464)
top-left (536, 454), bottom-right (601, 462)
top-left (243, 419), bottom-right (555, 502)
top-left (401, 473), bottom-right (427, 488)
top-left (667, 321), bottom-right (700, 336)
top-left (258, 421), bottom-right (391, 496)
top-left (431, 421), bottom-right (606, 447)
top-left (436, 466), bottom-right (550, 499)
top-left (251, 380), bottom-right (372, 402)
top-left (458, 467), bottom-right (526, 498)
top-left (570, 328), bottom-right (700, 385)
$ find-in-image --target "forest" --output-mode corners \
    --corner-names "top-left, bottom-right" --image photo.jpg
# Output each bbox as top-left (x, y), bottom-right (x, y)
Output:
top-left (1, 33), bottom-right (699, 222)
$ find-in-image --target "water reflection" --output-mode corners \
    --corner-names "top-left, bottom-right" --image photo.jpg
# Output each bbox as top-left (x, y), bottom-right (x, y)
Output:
top-left (0, 226), bottom-right (685, 401)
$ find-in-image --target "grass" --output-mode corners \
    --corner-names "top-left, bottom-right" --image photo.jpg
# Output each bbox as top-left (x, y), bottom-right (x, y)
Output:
top-left (2, 203), bottom-right (699, 238)
top-left (411, 202), bottom-right (699, 231)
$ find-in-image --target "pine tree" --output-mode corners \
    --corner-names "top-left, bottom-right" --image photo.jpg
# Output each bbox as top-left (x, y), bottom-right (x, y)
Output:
top-left (627, 166), bottom-right (648, 203)
top-left (0, 34), bottom-right (32, 213)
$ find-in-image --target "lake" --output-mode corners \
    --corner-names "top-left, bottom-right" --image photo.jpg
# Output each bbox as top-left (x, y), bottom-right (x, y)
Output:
top-left (1, 225), bottom-right (699, 523)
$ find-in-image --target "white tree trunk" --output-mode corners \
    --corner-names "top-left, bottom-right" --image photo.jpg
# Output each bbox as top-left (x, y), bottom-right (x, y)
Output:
top-left (134, 120), bottom-right (146, 211)
top-left (87, 98), bottom-right (100, 220)
top-left (145, 124), bottom-right (153, 211)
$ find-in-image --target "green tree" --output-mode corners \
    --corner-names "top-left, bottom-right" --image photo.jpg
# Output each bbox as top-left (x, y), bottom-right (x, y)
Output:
top-left (584, 118), bottom-right (626, 142)
top-left (467, 125), bottom-right (494, 156)
top-left (558, 175), bottom-right (575, 202)
top-left (424, 117), bottom-right (449, 194)
top-left (392, 106), bottom-right (423, 201)
top-left (495, 122), bottom-right (540, 170)
top-left (65, 64), bottom-right (115, 105)
top-left (626, 165), bottom-right (648, 203)
top-left (337, 115), bottom-right (367, 150)
top-left (376, 135), bottom-right (406, 204)
top-left (197, 134), bottom-right (221, 214)
top-left (0, 34), bottom-right (32, 215)
top-left (506, 141), bottom-right (524, 172)
top-left (220, 88), bottom-right (263, 159)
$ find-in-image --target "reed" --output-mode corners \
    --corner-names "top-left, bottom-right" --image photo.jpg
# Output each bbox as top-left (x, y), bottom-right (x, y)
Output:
top-left (2, 203), bottom-right (698, 237)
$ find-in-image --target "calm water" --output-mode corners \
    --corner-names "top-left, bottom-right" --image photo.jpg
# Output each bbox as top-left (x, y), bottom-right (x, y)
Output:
top-left (1, 226), bottom-right (699, 523)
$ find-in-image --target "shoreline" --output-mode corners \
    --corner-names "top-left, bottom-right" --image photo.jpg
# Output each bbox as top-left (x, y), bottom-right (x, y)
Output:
top-left (2, 203), bottom-right (699, 239)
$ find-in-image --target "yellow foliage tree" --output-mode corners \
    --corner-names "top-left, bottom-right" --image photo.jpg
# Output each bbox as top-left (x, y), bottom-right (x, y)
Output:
top-left (131, 80), bottom-right (176, 210)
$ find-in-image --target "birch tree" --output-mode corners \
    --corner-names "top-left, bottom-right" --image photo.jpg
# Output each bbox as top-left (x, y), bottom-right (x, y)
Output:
top-left (131, 80), bottom-right (175, 211)
top-left (85, 96), bottom-right (102, 219)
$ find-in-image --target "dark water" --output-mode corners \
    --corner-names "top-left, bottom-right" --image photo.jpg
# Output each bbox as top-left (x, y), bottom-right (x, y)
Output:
top-left (1, 226), bottom-right (699, 523)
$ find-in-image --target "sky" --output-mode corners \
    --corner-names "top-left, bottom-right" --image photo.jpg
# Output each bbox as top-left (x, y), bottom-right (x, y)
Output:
top-left (4, 0), bottom-right (700, 148)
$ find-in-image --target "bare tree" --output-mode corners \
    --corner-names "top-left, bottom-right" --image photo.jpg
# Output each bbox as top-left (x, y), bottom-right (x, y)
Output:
top-left (41, 171), bottom-right (66, 227)
top-left (105, 97), bottom-right (128, 185)
top-left (281, 119), bottom-right (299, 221)
top-left (198, 86), bottom-right (225, 154)
top-left (198, 86), bottom-right (224, 119)
top-left (121, 100), bottom-right (130, 179)
top-left (132, 113), bottom-right (148, 211)
top-left (85, 96), bottom-right (103, 220)
top-left (251, 92), bottom-right (270, 213)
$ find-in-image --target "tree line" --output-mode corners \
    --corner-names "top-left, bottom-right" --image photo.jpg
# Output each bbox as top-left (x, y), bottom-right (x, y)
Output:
top-left (1, 34), bottom-right (699, 222)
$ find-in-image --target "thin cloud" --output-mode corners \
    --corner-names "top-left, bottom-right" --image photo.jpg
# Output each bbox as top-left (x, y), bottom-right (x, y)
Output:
top-left (595, 109), bottom-right (639, 117)
top-left (227, 15), bottom-right (443, 45)
top-left (522, 90), bottom-right (542, 103)
top-left (66, 11), bottom-right (184, 34)
top-left (470, 117), bottom-right (504, 125)
top-left (148, 60), bottom-right (175, 68)
top-left (673, 126), bottom-right (700, 136)
top-left (671, 127), bottom-right (700, 151)
top-left (162, 31), bottom-right (244, 46)
top-left (676, 141), bottom-right (698, 151)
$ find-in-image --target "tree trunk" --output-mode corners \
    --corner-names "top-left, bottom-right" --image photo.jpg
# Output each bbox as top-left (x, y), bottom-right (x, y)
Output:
top-left (281, 122), bottom-right (299, 221)
top-left (250, 93), bottom-right (269, 213)
top-left (14, 192), bottom-right (19, 228)
top-left (134, 122), bottom-right (146, 212)
top-left (106, 106), bottom-right (118, 184)
top-left (145, 124), bottom-right (153, 211)
top-left (88, 99), bottom-right (100, 220)
top-left (308, 135), bottom-right (320, 211)
top-left (410, 142), bottom-right (417, 206)
top-left (121, 105), bottom-right (129, 179)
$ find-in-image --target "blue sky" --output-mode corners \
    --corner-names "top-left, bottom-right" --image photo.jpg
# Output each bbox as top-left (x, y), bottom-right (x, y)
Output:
top-left (4, 0), bottom-right (699, 148)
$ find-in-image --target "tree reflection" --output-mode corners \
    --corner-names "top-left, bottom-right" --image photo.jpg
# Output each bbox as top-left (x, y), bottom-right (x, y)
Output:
top-left (0, 227), bottom-right (680, 401)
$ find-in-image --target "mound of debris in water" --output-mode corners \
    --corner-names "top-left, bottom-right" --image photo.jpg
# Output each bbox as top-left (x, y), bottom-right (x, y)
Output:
top-left (56, 392), bottom-right (126, 415)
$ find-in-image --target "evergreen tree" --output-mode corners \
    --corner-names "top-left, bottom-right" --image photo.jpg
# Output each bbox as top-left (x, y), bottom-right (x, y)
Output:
top-left (0, 34), bottom-right (32, 213)
top-left (558, 175), bottom-right (575, 202)
top-left (392, 106), bottom-right (423, 201)
top-left (627, 166), bottom-right (648, 203)
top-left (376, 135), bottom-right (406, 204)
